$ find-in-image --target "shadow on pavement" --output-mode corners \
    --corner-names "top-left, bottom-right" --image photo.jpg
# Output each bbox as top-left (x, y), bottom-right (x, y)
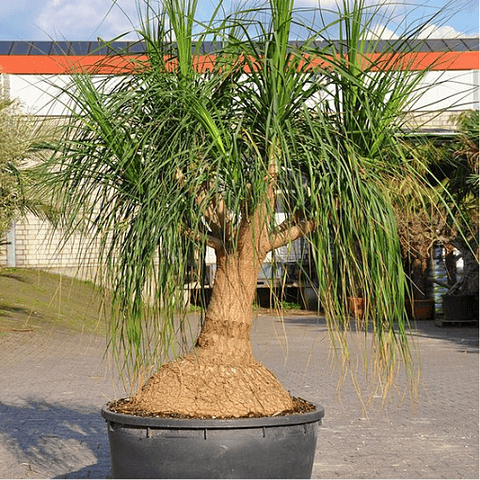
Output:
top-left (279, 314), bottom-right (479, 353)
top-left (411, 319), bottom-right (479, 354)
top-left (0, 399), bottom-right (111, 479)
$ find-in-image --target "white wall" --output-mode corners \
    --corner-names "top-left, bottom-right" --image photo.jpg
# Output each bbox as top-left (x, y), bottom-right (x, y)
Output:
top-left (7, 69), bottom-right (479, 116)
top-left (8, 74), bottom-right (72, 116)
top-left (8, 74), bottom-right (122, 116)
top-left (413, 70), bottom-right (479, 111)
top-left (1, 67), bottom-right (478, 278)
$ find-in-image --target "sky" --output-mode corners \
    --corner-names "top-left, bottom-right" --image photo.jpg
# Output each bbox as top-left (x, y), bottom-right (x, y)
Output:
top-left (0, 0), bottom-right (478, 42)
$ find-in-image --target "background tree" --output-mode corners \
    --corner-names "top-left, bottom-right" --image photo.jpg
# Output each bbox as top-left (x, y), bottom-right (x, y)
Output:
top-left (0, 98), bottom-right (31, 242)
top-left (41, 0), bottom-right (452, 418)
top-left (0, 97), bottom-right (54, 250)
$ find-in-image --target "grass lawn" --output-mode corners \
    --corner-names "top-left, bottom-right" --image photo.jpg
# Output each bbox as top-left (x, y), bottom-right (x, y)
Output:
top-left (0, 267), bottom-right (314, 339)
top-left (0, 268), bottom-right (108, 336)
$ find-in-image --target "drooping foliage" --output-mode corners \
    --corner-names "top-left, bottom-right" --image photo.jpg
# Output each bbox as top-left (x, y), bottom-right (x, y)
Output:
top-left (40, 0), bottom-right (453, 396)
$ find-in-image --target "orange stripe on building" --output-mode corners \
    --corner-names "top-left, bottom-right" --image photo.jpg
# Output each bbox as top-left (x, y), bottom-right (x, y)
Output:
top-left (0, 50), bottom-right (477, 75)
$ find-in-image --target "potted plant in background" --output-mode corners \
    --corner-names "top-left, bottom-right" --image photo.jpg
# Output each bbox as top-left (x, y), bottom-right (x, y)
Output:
top-left (394, 188), bottom-right (436, 320)
top-left (389, 109), bottom-right (478, 323)
top-left (434, 110), bottom-right (479, 323)
top-left (39, 0), bottom-right (460, 477)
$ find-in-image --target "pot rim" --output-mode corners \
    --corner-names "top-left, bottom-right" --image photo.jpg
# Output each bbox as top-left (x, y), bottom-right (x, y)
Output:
top-left (101, 402), bottom-right (324, 429)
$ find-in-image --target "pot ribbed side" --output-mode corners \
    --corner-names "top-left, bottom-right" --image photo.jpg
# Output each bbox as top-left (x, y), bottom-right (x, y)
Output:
top-left (101, 402), bottom-right (324, 479)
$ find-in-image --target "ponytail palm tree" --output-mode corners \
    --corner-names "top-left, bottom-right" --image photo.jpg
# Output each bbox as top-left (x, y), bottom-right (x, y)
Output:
top-left (43, 0), bottom-right (442, 418)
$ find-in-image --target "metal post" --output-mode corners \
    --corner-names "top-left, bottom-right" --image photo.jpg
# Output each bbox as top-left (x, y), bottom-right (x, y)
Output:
top-left (6, 221), bottom-right (16, 267)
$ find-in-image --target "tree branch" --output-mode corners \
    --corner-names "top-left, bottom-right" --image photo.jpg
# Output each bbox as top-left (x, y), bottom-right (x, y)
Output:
top-left (196, 182), bottom-right (232, 241)
top-left (183, 226), bottom-right (225, 253)
top-left (176, 167), bottom-right (233, 242)
top-left (268, 217), bottom-right (316, 252)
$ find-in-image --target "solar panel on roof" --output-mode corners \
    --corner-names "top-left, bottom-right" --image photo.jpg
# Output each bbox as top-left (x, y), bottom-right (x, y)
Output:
top-left (459, 38), bottom-right (478, 51)
top-left (0, 42), bottom-right (13, 55)
top-left (30, 41), bottom-right (52, 55)
top-left (105, 42), bottom-right (125, 54)
top-left (127, 41), bottom-right (146, 53)
top-left (85, 42), bottom-right (101, 55)
top-left (428, 39), bottom-right (445, 52)
top-left (10, 42), bottom-right (32, 55)
top-left (0, 38), bottom-right (477, 55)
top-left (70, 41), bottom-right (90, 55)
top-left (49, 42), bottom-right (71, 55)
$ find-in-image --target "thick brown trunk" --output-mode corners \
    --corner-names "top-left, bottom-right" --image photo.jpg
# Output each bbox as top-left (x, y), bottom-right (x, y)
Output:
top-left (195, 249), bottom-right (259, 363)
top-left (129, 233), bottom-right (294, 418)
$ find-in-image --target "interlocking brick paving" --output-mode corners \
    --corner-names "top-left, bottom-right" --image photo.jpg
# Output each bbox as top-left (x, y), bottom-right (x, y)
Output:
top-left (0, 315), bottom-right (477, 478)
top-left (252, 316), bottom-right (479, 480)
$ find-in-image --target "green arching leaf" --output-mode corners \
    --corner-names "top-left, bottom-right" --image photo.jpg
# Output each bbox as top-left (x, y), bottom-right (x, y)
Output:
top-left (37, 0), bottom-right (461, 399)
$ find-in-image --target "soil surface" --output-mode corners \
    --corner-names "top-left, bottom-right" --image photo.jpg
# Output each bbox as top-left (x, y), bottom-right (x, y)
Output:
top-left (107, 395), bottom-right (316, 419)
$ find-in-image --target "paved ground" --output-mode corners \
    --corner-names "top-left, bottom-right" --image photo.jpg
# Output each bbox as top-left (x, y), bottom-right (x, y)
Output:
top-left (0, 312), bottom-right (478, 479)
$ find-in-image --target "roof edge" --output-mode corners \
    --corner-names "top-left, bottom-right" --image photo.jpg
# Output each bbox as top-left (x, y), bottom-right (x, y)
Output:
top-left (0, 38), bottom-right (478, 56)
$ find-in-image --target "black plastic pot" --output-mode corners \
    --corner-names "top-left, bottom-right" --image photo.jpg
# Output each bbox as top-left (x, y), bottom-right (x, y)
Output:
top-left (442, 294), bottom-right (479, 321)
top-left (101, 403), bottom-right (324, 479)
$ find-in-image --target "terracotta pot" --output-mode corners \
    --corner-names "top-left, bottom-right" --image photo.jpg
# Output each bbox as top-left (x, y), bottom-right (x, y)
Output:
top-left (347, 297), bottom-right (365, 319)
top-left (405, 298), bottom-right (435, 320)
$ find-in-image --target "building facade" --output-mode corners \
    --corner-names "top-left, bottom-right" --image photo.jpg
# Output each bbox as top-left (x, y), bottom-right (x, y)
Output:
top-left (0, 39), bottom-right (478, 279)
